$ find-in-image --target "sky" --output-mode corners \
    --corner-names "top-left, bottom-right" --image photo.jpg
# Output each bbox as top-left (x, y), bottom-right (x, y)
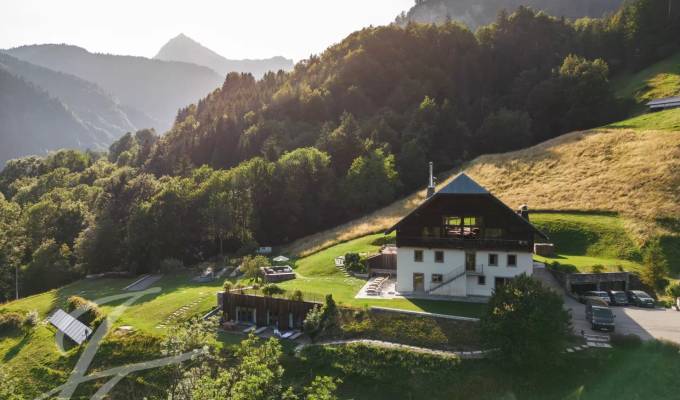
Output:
top-left (0, 0), bottom-right (414, 62)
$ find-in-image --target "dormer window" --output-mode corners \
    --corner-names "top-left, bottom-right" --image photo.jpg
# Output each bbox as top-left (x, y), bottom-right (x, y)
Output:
top-left (443, 215), bottom-right (482, 238)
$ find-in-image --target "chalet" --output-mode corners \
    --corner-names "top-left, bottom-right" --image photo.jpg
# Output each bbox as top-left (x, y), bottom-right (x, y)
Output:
top-left (386, 166), bottom-right (547, 298)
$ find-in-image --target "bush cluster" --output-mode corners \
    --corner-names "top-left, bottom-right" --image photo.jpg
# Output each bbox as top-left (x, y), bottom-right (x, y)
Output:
top-left (66, 295), bottom-right (104, 327)
top-left (0, 312), bottom-right (25, 334)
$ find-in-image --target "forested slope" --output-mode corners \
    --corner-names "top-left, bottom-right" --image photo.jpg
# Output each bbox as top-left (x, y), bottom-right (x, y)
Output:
top-left (0, 69), bottom-right (98, 164)
top-left (396, 0), bottom-right (624, 29)
top-left (0, 0), bottom-right (678, 301)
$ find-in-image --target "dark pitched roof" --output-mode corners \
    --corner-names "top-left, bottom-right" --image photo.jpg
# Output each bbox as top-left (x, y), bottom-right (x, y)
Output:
top-left (437, 173), bottom-right (489, 195)
top-left (385, 172), bottom-right (548, 239)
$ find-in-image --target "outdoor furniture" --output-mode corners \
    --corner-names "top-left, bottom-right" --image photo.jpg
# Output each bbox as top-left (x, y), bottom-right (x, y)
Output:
top-left (281, 331), bottom-right (294, 339)
top-left (255, 326), bottom-right (269, 334)
top-left (243, 325), bottom-right (256, 333)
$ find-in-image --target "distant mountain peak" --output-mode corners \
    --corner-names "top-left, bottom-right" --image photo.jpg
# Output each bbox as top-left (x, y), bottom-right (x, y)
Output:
top-left (154, 34), bottom-right (293, 78)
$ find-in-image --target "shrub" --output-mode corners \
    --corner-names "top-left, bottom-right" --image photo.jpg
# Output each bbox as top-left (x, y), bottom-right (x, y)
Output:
top-left (303, 305), bottom-right (324, 341)
top-left (24, 310), bottom-right (39, 328)
top-left (547, 262), bottom-right (578, 274)
top-left (641, 240), bottom-right (669, 293)
top-left (480, 275), bottom-right (571, 370)
top-left (223, 281), bottom-right (233, 292)
top-left (239, 255), bottom-right (270, 282)
top-left (261, 284), bottom-right (285, 297)
top-left (159, 258), bottom-right (183, 273)
top-left (0, 312), bottom-right (25, 335)
top-left (289, 290), bottom-right (304, 302)
top-left (590, 264), bottom-right (605, 273)
top-left (66, 295), bottom-right (104, 327)
top-left (610, 333), bottom-right (642, 348)
top-left (344, 253), bottom-right (365, 273)
top-left (667, 282), bottom-right (680, 298)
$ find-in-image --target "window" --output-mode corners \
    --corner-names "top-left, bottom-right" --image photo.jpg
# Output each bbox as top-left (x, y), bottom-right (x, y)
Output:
top-left (435, 251), bottom-right (444, 263)
top-left (414, 250), bottom-right (423, 262)
top-left (464, 216), bottom-right (477, 226)
top-left (478, 276), bottom-right (486, 285)
top-left (507, 254), bottom-right (517, 267)
top-left (432, 274), bottom-right (443, 283)
top-left (444, 216), bottom-right (461, 226)
top-left (488, 253), bottom-right (498, 266)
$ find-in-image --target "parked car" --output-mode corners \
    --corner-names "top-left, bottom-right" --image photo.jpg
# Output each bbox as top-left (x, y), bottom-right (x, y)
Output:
top-left (585, 301), bottom-right (616, 332)
top-left (579, 290), bottom-right (611, 305)
top-left (627, 290), bottom-right (655, 308)
top-left (608, 290), bottom-right (629, 306)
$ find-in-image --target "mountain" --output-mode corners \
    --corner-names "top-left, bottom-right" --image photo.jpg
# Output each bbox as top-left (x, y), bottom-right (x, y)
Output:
top-left (0, 68), bottom-right (100, 164)
top-left (396, 0), bottom-right (624, 29)
top-left (5, 44), bottom-right (224, 132)
top-left (154, 34), bottom-right (293, 78)
top-left (0, 52), bottom-right (155, 142)
top-left (145, 0), bottom-right (680, 178)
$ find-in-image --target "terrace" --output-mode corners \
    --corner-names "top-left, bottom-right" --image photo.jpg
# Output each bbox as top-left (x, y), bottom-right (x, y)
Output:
top-left (260, 265), bottom-right (296, 283)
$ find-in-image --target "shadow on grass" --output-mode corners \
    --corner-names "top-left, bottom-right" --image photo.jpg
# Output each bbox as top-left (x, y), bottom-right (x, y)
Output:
top-left (3, 330), bottom-right (33, 362)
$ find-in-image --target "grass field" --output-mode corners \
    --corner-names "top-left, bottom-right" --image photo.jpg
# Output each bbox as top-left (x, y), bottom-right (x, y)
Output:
top-left (614, 51), bottom-right (680, 108)
top-left (286, 126), bottom-right (680, 259)
top-left (531, 213), bottom-right (644, 272)
top-left (607, 107), bottom-right (680, 131)
top-left (286, 340), bottom-right (680, 400)
top-left (278, 233), bottom-right (486, 317)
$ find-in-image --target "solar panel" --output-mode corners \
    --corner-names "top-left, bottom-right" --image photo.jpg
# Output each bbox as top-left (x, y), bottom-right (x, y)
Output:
top-left (48, 309), bottom-right (93, 345)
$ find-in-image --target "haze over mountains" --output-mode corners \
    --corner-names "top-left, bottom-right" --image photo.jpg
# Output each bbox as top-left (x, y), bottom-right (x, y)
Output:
top-left (5, 44), bottom-right (224, 133)
top-left (396, 0), bottom-right (624, 29)
top-left (0, 68), bottom-right (97, 164)
top-left (154, 34), bottom-right (294, 78)
top-left (0, 36), bottom-right (294, 165)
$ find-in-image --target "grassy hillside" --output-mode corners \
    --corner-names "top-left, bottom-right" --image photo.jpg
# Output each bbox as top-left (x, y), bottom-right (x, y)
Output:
top-left (531, 213), bottom-right (643, 272)
top-left (287, 124), bottom-right (680, 253)
top-left (614, 51), bottom-right (680, 108)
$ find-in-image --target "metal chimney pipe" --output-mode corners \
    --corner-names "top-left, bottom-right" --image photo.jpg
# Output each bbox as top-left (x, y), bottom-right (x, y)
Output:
top-left (426, 162), bottom-right (435, 198)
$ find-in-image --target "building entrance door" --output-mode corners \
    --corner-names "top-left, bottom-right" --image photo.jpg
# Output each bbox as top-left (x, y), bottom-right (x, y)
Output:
top-left (465, 252), bottom-right (476, 272)
top-left (413, 273), bottom-right (425, 292)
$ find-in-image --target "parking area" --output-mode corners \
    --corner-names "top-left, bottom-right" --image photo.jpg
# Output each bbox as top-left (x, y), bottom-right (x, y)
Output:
top-left (565, 296), bottom-right (680, 342)
top-left (533, 265), bottom-right (680, 343)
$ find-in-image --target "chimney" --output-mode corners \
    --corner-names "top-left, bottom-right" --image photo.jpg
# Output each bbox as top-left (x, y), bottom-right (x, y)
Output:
top-left (426, 161), bottom-right (435, 198)
top-left (518, 204), bottom-right (529, 220)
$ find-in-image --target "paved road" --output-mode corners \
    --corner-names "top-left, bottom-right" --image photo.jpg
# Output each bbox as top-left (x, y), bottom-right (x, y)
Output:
top-left (534, 265), bottom-right (680, 343)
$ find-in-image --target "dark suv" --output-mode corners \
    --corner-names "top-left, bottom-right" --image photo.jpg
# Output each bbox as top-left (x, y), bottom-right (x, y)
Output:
top-left (608, 290), bottom-right (629, 306)
top-left (626, 290), bottom-right (655, 308)
top-left (585, 301), bottom-right (616, 332)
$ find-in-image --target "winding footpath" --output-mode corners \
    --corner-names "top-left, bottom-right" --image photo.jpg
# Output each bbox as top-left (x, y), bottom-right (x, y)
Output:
top-left (294, 339), bottom-right (489, 359)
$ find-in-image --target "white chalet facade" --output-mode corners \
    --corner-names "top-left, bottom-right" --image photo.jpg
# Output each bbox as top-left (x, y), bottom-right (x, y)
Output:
top-left (386, 171), bottom-right (547, 298)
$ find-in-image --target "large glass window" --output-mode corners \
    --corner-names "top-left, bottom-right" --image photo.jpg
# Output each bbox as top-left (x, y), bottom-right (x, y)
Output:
top-left (443, 216), bottom-right (482, 238)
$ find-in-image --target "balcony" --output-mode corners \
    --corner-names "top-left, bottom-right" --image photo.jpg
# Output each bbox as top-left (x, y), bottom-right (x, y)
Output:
top-left (396, 236), bottom-right (532, 252)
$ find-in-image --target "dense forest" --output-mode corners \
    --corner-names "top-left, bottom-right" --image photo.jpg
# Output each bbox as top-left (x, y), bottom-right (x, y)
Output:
top-left (0, 0), bottom-right (678, 302)
top-left (395, 0), bottom-right (625, 29)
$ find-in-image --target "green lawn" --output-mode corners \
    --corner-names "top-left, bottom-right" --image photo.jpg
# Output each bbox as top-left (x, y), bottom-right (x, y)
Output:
top-left (531, 212), bottom-right (643, 273)
top-left (607, 107), bottom-right (680, 131)
top-left (276, 233), bottom-right (486, 318)
top-left (614, 51), bottom-right (680, 106)
top-left (285, 341), bottom-right (680, 400)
